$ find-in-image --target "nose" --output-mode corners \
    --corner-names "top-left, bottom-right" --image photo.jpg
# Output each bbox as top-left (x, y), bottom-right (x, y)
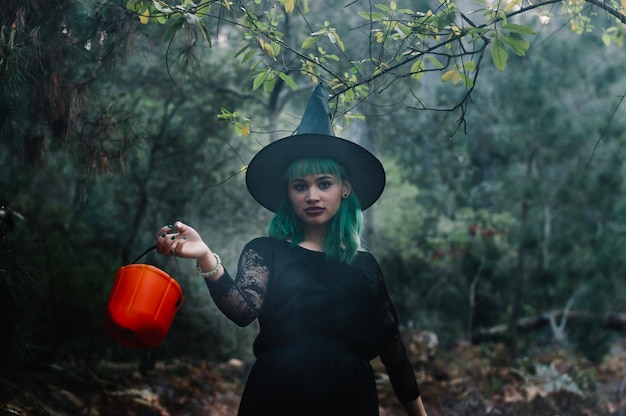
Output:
top-left (305, 188), bottom-right (320, 202)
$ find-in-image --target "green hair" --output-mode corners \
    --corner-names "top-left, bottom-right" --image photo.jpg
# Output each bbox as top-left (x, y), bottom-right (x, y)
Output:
top-left (268, 158), bottom-right (363, 263)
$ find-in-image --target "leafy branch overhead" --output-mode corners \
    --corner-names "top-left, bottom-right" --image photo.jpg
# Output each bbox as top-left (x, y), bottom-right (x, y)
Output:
top-left (124, 0), bottom-right (626, 131)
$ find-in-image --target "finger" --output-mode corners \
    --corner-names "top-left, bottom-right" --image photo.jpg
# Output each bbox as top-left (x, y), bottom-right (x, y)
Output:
top-left (156, 223), bottom-right (175, 239)
top-left (173, 221), bottom-right (186, 233)
top-left (169, 233), bottom-right (189, 256)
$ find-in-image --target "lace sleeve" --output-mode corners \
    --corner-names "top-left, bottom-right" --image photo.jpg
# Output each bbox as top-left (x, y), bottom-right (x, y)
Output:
top-left (377, 268), bottom-right (421, 403)
top-left (204, 240), bottom-right (271, 327)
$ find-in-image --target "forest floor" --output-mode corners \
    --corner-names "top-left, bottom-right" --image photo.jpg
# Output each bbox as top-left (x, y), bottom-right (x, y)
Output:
top-left (2, 337), bottom-right (626, 416)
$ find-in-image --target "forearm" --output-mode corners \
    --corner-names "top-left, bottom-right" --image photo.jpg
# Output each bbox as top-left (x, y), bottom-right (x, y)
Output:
top-left (402, 396), bottom-right (428, 416)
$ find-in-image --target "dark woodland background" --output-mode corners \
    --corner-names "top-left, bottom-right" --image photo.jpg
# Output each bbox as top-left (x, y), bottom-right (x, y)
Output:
top-left (1, 0), bottom-right (625, 414)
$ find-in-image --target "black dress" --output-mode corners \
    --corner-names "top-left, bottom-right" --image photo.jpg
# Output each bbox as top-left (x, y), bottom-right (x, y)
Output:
top-left (206, 237), bottom-right (420, 416)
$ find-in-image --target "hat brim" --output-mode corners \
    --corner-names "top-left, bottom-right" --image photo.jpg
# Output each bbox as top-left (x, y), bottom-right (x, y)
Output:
top-left (246, 134), bottom-right (386, 212)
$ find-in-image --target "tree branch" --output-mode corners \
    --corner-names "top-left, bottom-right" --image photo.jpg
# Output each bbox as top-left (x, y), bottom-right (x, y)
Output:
top-left (473, 310), bottom-right (626, 343)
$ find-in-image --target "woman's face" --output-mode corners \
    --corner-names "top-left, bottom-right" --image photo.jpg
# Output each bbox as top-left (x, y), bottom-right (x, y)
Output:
top-left (288, 173), bottom-right (351, 231)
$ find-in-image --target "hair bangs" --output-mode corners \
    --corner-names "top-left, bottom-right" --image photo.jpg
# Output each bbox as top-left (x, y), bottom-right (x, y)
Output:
top-left (283, 158), bottom-right (347, 182)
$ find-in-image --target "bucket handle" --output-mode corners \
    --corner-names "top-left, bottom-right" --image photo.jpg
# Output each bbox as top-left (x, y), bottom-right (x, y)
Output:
top-left (131, 244), bottom-right (157, 264)
top-left (129, 244), bottom-right (183, 276)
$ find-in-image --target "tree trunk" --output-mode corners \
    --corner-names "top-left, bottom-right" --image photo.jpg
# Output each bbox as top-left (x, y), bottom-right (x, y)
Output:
top-left (509, 146), bottom-right (538, 361)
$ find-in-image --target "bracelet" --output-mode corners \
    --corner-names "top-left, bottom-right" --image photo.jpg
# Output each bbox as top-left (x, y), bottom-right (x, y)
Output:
top-left (197, 253), bottom-right (221, 278)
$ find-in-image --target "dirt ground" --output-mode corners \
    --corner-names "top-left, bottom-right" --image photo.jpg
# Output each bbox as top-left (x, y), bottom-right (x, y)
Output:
top-left (3, 339), bottom-right (626, 416)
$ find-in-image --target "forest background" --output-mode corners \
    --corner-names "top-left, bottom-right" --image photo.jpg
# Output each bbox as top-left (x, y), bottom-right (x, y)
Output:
top-left (1, 0), bottom-right (626, 414)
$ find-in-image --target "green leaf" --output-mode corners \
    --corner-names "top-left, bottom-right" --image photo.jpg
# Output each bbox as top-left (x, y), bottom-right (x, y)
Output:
top-left (163, 16), bottom-right (184, 44)
top-left (501, 33), bottom-right (529, 56)
top-left (410, 59), bottom-right (424, 80)
top-left (491, 37), bottom-right (508, 71)
top-left (242, 49), bottom-right (257, 64)
top-left (462, 60), bottom-right (476, 71)
top-left (358, 11), bottom-right (386, 21)
top-left (461, 73), bottom-right (474, 88)
top-left (234, 44), bottom-right (250, 58)
top-left (278, 72), bottom-right (298, 90)
top-left (199, 21), bottom-right (212, 47)
top-left (426, 56), bottom-right (444, 69)
top-left (467, 27), bottom-right (490, 37)
top-left (502, 23), bottom-right (536, 35)
top-left (253, 70), bottom-right (269, 90)
top-left (302, 35), bottom-right (320, 49)
top-left (263, 76), bottom-right (276, 93)
top-left (126, 0), bottom-right (135, 10)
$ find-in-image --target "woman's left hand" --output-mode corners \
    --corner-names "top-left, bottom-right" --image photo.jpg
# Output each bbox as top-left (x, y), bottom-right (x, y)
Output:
top-left (155, 221), bottom-right (210, 261)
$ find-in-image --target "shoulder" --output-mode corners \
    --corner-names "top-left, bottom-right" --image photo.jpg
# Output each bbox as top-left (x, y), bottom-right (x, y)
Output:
top-left (241, 236), bottom-right (283, 257)
top-left (244, 236), bottom-right (282, 249)
top-left (353, 250), bottom-right (382, 276)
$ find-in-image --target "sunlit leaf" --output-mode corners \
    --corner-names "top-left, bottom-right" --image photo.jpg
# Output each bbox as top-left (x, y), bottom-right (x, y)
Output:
top-left (263, 42), bottom-right (276, 59)
top-left (284, 0), bottom-right (295, 13)
top-left (139, 9), bottom-right (150, 24)
top-left (329, 31), bottom-right (345, 52)
top-left (504, 0), bottom-right (522, 13)
top-left (463, 60), bottom-right (476, 71)
top-left (153, 0), bottom-right (173, 13)
top-left (441, 69), bottom-right (461, 84)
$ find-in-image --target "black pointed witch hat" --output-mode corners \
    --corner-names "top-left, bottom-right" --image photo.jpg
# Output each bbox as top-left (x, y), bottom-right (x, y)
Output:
top-left (245, 84), bottom-right (386, 212)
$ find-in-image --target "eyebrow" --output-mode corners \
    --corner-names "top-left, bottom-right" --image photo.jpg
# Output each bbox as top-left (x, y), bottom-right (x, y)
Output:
top-left (290, 174), bottom-right (335, 183)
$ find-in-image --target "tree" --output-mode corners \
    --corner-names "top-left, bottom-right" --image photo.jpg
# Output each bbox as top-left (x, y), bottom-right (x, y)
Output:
top-left (122, 0), bottom-right (626, 137)
top-left (364, 19), bottom-right (626, 360)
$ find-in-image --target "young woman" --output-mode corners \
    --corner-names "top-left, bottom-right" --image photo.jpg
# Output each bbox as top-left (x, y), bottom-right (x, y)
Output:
top-left (155, 85), bottom-right (428, 416)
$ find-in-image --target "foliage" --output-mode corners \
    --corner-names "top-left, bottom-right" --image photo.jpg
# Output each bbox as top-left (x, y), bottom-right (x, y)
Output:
top-left (1, 0), bottom-right (626, 370)
top-left (369, 26), bottom-right (626, 356)
top-left (513, 362), bottom-right (584, 399)
top-left (0, 208), bottom-right (45, 401)
top-left (120, 0), bottom-right (625, 135)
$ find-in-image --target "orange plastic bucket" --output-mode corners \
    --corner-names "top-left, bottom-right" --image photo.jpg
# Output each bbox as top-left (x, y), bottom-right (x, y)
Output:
top-left (104, 264), bottom-right (183, 349)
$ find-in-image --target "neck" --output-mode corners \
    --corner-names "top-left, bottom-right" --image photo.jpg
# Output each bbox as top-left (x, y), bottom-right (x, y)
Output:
top-left (300, 226), bottom-right (326, 251)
